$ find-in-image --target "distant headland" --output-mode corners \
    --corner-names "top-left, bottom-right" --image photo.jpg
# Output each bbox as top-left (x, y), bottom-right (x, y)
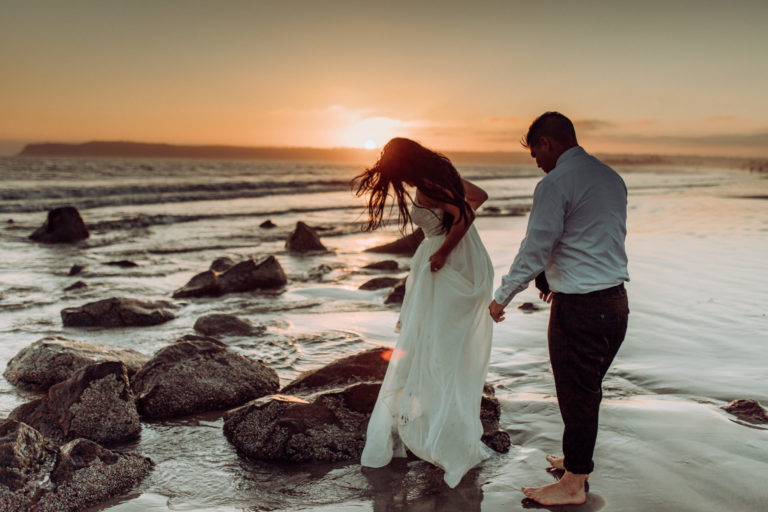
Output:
top-left (16, 141), bottom-right (529, 165)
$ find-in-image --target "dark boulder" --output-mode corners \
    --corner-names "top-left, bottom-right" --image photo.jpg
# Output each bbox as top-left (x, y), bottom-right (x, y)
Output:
top-left (210, 256), bottom-right (236, 273)
top-left (281, 346), bottom-right (392, 395)
top-left (105, 260), bottom-right (138, 268)
top-left (63, 280), bottom-right (88, 291)
top-left (68, 264), bottom-right (85, 276)
top-left (223, 382), bottom-right (378, 463)
top-left (9, 362), bottom-right (141, 445)
top-left (285, 221), bottom-right (327, 252)
top-left (3, 336), bottom-right (149, 391)
top-left (517, 302), bottom-right (541, 312)
top-left (61, 297), bottom-right (176, 327)
top-left (0, 420), bottom-right (53, 491)
top-left (384, 278), bottom-right (407, 305)
top-left (722, 399), bottom-right (768, 424)
top-left (29, 206), bottom-right (89, 244)
top-left (131, 335), bottom-right (279, 419)
top-left (359, 277), bottom-right (402, 291)
top-left (260, 219), bottom-right (277, 229)
top-left (173, 256), bottom-right (287, 298)
top-left (365, 229), bottom-right (424, 256)
top-left (1, 434), bottom-right (153, 512)
top-left (193, 313), bottom-right (261, 336)
top-left (363, 260), bottom-right (399, 271)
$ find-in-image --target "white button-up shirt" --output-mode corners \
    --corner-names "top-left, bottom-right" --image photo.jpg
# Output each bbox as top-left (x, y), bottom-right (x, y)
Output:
top-left (494, 146), bottom-right (629, 306)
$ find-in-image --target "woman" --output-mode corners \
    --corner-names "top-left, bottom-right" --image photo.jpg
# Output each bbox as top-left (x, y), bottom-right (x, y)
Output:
top-left (354, 137), bottom-right (494, 488)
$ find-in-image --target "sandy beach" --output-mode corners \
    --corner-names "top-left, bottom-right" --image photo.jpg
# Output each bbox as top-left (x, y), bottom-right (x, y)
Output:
top-left (0, 158), bottom-right (766, 511)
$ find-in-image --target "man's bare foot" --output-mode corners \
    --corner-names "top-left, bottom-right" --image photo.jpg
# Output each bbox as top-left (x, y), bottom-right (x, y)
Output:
top-left (545, 454), bottom-right (565, 470)
top-left (522, 471), bottom-right (587, 506)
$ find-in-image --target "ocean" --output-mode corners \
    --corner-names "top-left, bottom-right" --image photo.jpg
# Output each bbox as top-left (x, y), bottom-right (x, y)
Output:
top-left (1, 155), bottom-right (766, 511)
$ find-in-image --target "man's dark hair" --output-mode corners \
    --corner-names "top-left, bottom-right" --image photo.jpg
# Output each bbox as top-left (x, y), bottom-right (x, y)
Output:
top-left (522, 111), bottom-right (578, 148)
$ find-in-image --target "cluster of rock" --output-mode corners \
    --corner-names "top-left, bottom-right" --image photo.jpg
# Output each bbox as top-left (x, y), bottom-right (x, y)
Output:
top-left (1, 334), bottom-right (280, 511)
top-left (0, 420), bottom-right (153, 512)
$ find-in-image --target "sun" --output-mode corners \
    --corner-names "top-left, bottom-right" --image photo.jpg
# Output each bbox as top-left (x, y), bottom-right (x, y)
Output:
top-left (342, 116), bottom-right (404, 149)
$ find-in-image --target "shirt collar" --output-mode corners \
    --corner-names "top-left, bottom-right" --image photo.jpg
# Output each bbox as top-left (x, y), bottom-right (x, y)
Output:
top-left (555, 145), bottom-right (585, 168)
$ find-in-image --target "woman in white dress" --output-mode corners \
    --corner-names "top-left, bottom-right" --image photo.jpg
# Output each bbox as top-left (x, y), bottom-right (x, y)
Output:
top-left (353, 138), bottom-right (495, 488)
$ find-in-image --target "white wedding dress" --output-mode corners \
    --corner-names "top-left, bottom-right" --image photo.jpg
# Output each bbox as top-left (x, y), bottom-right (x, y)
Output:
top-left (361, 202), bottom-right (495, 488)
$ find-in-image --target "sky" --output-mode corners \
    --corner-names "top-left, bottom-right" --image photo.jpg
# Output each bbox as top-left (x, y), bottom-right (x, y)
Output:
top-left (1, 0), bottom-right (767, 157)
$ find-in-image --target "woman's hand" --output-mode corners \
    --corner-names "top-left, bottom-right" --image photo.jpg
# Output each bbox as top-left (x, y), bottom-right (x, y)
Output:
top-left (429, 249), bottom-right (447, 272)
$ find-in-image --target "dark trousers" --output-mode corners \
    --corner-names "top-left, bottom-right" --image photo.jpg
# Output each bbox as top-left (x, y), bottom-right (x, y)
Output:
top-left (548, 284), bottom-right (629, 475)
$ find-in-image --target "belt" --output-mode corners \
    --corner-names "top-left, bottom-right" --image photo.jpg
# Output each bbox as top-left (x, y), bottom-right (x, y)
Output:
top-left (557, 283), bottom-right (625, 298)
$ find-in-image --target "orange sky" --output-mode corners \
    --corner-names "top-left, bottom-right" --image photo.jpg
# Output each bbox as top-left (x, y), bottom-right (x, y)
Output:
top-left (1, 1), bottom-right (767, 157)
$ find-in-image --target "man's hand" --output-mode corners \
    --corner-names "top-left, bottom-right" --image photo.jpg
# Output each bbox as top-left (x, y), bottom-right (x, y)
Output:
top-left (489, 300), bottom-right (506, 322)
top-left (539, 291), bottom-right (554, 303)
top-left (429, 250), bottom-right (447, 272)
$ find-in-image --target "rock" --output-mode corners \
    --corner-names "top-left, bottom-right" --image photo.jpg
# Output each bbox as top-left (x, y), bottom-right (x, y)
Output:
top-left (384, 278), bottom-right (407, 304)
top-left (131, 335), bottom-right (279, 419)
top-left (285, 221), bottom-right (327, 253)
top-left (223, 383), bottom-right (378, 463)
top-left (63, 280), bottom-right (88, 291)
top-left (363, 260), bottom-right (399, 271)
top-left (173, 256), bottom-right (287, 298)
top-left (722, 399), bottom-right (768, 424)
top-left (61, 297), bottom-right (176, 327)
top-left (29, 206), bottom-right (90, 244)
top-left (260, 219), bottom-right (277, 228)
top-left (517, 302), bottom-right (541, 312)
top-left (365, 228), bottom-right (424, 256)
top-left (359, 277), bottom-right (402, 291)
top-left (105, 260), bottom-right (138, 268)
top-left (9, 362), bottom-right (141, 445)
top-left (193, 313), bottom-right (260, 336)
top-left (68, 264), bottom-right (84, 276)
top-left (225, 380), bottom-right (508, 464)
top-left (210, 256), bottom-right (236, 273)
top-left (0, 420), bottom-right (53, 491)
top-left (34, 438), bottom-right (152, 512)
top-left (481, 429), bottom-right (511, 453)
top-left (281, 346), bottom-right (393, 395)
top-left (3, 336), bottom-right (149, 391)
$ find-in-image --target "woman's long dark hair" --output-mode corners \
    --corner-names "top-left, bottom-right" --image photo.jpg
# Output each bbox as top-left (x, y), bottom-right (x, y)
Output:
top-left (352, 138), bottom-right (471, 234)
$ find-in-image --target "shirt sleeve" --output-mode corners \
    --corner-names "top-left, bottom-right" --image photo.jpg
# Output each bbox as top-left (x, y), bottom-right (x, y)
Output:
top-left (493, 179), bottom-right (565, 306)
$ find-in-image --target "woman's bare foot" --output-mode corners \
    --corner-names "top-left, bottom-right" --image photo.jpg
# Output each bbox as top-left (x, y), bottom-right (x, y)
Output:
top-left (522, 471), bottom-right (587, 506)
top-left (545, 454), bottom-right (565, 470)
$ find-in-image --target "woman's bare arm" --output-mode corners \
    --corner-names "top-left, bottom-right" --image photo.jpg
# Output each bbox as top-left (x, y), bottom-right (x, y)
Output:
top-left (462, 179), bottom-right (488, 210)
top-left (427, 200), bottom-right (475, 272)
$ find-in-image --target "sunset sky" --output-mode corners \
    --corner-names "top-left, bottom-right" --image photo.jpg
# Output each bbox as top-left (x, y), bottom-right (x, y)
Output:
top-left (1, 0), bottom-right (767, 157)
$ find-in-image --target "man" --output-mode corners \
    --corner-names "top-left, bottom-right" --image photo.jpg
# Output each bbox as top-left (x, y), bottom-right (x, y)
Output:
top-left (489, 112), bottom-right (629, 506)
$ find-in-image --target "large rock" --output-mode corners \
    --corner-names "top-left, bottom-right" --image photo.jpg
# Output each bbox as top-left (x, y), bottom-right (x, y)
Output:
top-left (0, 420), bottom-right (53, 491)
top-left (365, 228), bottom-right (424, 256)
top-left (193, 313), bottom-right (260, 336)
top-left (131, 335), bottom-right (280, 419)
top-left (285, 221), bottom-right (327, 253)
top-left (9, 362), bottom-right (141, 445)
top-left (280, 346), bottom-right (392, 395)
top-left (173, 256), bottom-right (287, 298)
top-left (359, 277), bottom-right (402, 291)
top-left (3, 336), bottom-right (150, 391)
top-left (363, 260), bottom-right (399, 271)
top-left (0, 423), bottom-right (153, 512)
top-left (223, 382), bottom-right (379, 463)
top-left (29, 206), bottom-right (89, 244)
top-left (61, 297), bottom-right (176, 328)
top-left (722, 399), bottom-right (768, 424)
top-left (384, 278), bottom-right (407, 305)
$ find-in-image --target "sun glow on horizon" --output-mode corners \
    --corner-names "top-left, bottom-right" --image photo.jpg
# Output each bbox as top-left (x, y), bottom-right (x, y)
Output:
top-left (342, 116), bottom-right (405, 149)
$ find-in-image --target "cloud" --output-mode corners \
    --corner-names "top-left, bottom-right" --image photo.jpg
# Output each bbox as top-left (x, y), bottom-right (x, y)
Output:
top-left (573, 119), bottom-right (616, 132)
